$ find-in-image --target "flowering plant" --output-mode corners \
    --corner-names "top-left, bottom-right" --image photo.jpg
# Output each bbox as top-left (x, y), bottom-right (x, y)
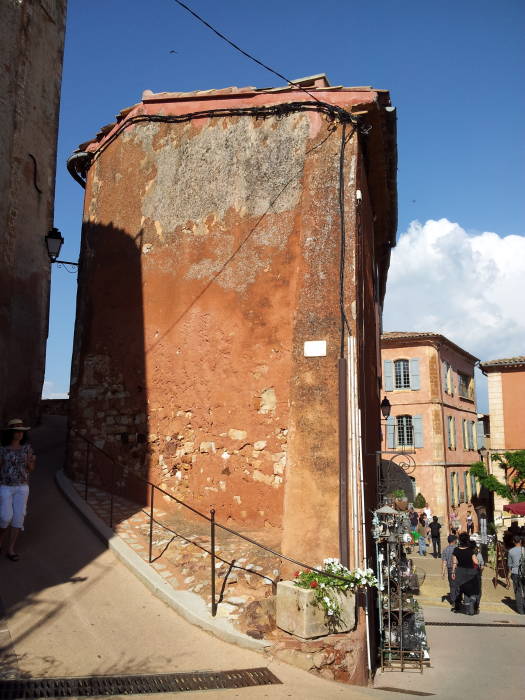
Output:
top-left (294, 558), bottom-right (379, 631)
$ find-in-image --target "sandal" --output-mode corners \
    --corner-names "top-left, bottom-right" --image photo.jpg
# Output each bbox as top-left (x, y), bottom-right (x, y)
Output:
top-left (6, 553), bottom-right (20, 562)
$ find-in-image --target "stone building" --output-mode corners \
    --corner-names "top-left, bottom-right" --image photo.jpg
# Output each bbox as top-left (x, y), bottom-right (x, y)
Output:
top-left (480, 356), bottom-right (525, 515)
top-left (0, 0), bottom-right (67, 424)
top-left (381, 332), bottom-right (482, 528)
top-left (67, 74), bottom-right (397, 683)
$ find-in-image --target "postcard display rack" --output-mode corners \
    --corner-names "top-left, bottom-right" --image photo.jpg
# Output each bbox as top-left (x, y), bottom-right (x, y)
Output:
top-left (372, 507), bottom-right (430, 671)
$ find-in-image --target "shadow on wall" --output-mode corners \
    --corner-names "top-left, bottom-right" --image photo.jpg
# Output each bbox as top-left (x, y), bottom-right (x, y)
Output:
top-left (67, 221), bottom-right (149, 516)
top-left (380, 458), bottom-right (416, 502)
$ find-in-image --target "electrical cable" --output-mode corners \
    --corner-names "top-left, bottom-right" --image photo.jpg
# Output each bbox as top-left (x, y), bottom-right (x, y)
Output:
top-left (68, 101), bottom-right (357, 185)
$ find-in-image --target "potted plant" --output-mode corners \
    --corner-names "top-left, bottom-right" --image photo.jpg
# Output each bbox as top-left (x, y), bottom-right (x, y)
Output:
top-left (276, 558), bottom-right (379, 639)
top-left (391, 488), bottom-right (408, 511)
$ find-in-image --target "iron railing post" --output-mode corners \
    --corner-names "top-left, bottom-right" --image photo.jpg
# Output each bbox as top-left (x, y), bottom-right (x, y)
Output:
top-left (84, 442), bottom-right (90, 501)
top-left (211, 508), bottom-right (217, 616)
top-left (149, 485), bottom-right (155, 563)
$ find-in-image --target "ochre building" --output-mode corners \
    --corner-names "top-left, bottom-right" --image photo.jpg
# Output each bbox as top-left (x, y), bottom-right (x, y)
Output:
top-left (68, 74), bottom-right (397, 684)
top-left (381, 332), bottom-right (481, 529)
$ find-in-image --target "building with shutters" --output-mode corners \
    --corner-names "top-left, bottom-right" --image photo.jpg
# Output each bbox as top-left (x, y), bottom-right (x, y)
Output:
top-left (381, 332), bottom-right (481, 528)
top-left (479, 356), bottom-right (525, 515)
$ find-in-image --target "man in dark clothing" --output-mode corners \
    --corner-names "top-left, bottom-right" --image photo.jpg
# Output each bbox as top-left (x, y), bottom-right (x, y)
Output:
top-left (441, 534), bottom-right (458, 603)
top-left (429, 516), bottom-right (442, 558)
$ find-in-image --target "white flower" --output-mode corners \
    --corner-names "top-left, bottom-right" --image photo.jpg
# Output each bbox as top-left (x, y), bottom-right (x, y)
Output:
top-left (323, 596), bottom-right (330, 605)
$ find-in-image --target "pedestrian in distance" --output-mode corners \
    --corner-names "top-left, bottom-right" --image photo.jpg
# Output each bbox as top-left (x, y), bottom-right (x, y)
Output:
top-left (507, 535), bottom-right (525, 615)
top-left (417, 516), bottom-right (429, 556)
top-left (471, 539), bottom-right (484, 614)
top-left (429, 516), bottom-right (442, 558)
top-left (0, 418), bottom-right (36, 561)
top-left (466, 509), bottom-right (474, 535)
top-left (450, 532), bottom-right (480, 615)
top-left (449, 507), bottom-right (460, 535)
top-left (408, 506), bottom-right (419, 529)
top-left (441, 534), bottom-right (458, 603)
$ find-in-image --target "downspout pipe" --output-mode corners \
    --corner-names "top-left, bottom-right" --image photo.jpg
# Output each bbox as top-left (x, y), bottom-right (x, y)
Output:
top-left (338, 357), bottom-right (350, 568)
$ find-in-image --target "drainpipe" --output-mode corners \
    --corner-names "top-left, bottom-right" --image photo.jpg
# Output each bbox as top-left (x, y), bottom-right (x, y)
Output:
top-left (338, 356), bottom-right (350, 568)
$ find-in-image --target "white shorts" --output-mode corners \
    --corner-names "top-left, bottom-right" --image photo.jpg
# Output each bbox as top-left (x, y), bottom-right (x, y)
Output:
top-left (0, 484), bottom-right (29, 529)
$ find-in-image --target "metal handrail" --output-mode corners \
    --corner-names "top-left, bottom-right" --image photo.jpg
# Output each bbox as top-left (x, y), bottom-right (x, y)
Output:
top-left (72, 430), bottom-right (361, 616)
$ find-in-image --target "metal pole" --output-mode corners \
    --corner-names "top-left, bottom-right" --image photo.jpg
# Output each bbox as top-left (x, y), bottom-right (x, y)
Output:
top-left (211, 508), bottom-right (217, 617)
top-left (85, 443), bottom-right (90, 501)
top-left (149, 485), bottom-right (155, 563)
top-left (338, 357), bottom-right (350, 568)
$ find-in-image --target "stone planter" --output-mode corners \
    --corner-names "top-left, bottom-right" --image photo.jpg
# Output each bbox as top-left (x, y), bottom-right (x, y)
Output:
top-left (276, 580), bottom-right (356, 639)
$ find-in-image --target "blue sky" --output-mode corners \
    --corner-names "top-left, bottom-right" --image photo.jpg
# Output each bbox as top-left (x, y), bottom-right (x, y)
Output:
top-left (44, 0), bottom-right (525, 410)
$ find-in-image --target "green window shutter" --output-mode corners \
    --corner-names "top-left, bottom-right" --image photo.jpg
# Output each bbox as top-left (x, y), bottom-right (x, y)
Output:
top-left (447, 417), bottom-right (452, 448)
top-left (386, 416), bottom-right (395, 448)
top-left (476, 420), bottom-right (484, 450)
top-left (413, 415), bottom-right (423, 448)
top-left (384, 360), bottom-right (394, 392)
top-left (409, 358), bottom-right (420, 390)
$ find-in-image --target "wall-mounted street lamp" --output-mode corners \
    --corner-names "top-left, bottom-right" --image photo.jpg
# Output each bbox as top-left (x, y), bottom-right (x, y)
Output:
top-left (45, 228), bottom-right (78, 270)
top-left (380, 396), bottom-right (391, 420)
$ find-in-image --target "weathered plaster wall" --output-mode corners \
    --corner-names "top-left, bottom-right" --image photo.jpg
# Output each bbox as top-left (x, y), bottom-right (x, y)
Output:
top-left (70, 111), bottom-right (363, 554)
top-left (0, 0), bottom-right (67, 424)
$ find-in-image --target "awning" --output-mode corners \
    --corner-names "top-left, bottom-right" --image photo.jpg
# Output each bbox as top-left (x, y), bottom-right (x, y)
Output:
top-left (503, 502), bottom-right (525, 516)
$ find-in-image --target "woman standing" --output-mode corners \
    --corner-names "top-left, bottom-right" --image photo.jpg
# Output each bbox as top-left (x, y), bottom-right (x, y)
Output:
top-left (450, 532), bottom-right (480, 615)
top-left (0, 418), bottom-right (36, 561)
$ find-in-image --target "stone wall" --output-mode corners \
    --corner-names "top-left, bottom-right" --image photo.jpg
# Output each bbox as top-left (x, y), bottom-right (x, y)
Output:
top-left (0, 0), bottom-right (67, 424)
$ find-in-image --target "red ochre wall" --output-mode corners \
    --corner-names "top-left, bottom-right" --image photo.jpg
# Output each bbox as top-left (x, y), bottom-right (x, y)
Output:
top-left (68, 95), bottom-right (391, 575)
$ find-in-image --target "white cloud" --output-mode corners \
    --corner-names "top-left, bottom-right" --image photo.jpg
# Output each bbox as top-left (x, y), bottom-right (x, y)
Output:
top-left (42, 380), bottom-right (69, 400)
top-left (383, 219), bottom-right (525, 411)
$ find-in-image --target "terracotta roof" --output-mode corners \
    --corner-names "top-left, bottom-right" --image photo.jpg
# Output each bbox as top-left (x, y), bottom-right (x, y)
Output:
top-left (381, 332), bottom-right (479, 363)
top-left (480, 356), bottom-right (525, 369)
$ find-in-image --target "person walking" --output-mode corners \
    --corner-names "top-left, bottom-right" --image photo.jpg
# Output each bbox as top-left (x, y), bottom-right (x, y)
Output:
top-left (441, 534), bottom-right (458, 603)
top-left (507, 535), bottom-right (525, 615)
top-left (466, 510), bottom-right (474, 535)
top-left (0, 418), bottom-right (35, 561)
top-left (471, 540), bottom-right (484, 614)
top-left (417, 516), bottom-right (429, 556)
top-left (450, 532), bottom-right (480, 615)
top-left (449, 507), bottom-right (460, 535)
top-left (429, 516), bottom-right (442, 558)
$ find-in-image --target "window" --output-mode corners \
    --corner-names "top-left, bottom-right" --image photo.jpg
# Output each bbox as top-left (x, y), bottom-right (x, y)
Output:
top-left (458, 373), bottom-right (474, 400)
top-left (386, 415), bottom-right (423, 449)
top-left (450, 472), bottom-right (459, 506)
top-left (442, 361), bottom-right (453, 395)
top-left (384, 359), bottom-right (420, 391)
top-left (397, 415), bottom-right (413, 446)
top-left (464, 471), bottom-right (472, 501)
top-left (394, 359), bottom-right (410, 389)
top-left (470, 473), bottom-right (477, 498)
top-left (463, 420), bottom-right (475, 450)
top-left (447, 416), bottom-right (456, 449)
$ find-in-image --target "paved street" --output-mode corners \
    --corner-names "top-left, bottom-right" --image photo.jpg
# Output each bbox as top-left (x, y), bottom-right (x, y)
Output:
top-left (1, 415), bottom-right (523, 699)
top-left (0, 416), bottom-right (387, 699)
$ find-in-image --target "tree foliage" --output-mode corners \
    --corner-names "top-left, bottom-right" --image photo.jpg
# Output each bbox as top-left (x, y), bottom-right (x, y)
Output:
top-left (413, 492), bottom-right (426, 508)
top-left (470, 450), bottom-right (525, 503)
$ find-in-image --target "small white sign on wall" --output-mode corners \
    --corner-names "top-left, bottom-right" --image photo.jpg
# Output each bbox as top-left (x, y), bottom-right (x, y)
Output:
top-left (304, 340), bottom-right (327, 357)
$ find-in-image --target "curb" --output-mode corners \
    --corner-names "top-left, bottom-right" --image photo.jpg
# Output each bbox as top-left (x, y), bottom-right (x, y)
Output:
top-left (55, 469), bottom-right (270, 653)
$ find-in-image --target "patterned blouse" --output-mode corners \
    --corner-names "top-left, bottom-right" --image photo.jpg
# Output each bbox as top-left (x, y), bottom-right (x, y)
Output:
top-left (0, 444), bottom-right (33, 486)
